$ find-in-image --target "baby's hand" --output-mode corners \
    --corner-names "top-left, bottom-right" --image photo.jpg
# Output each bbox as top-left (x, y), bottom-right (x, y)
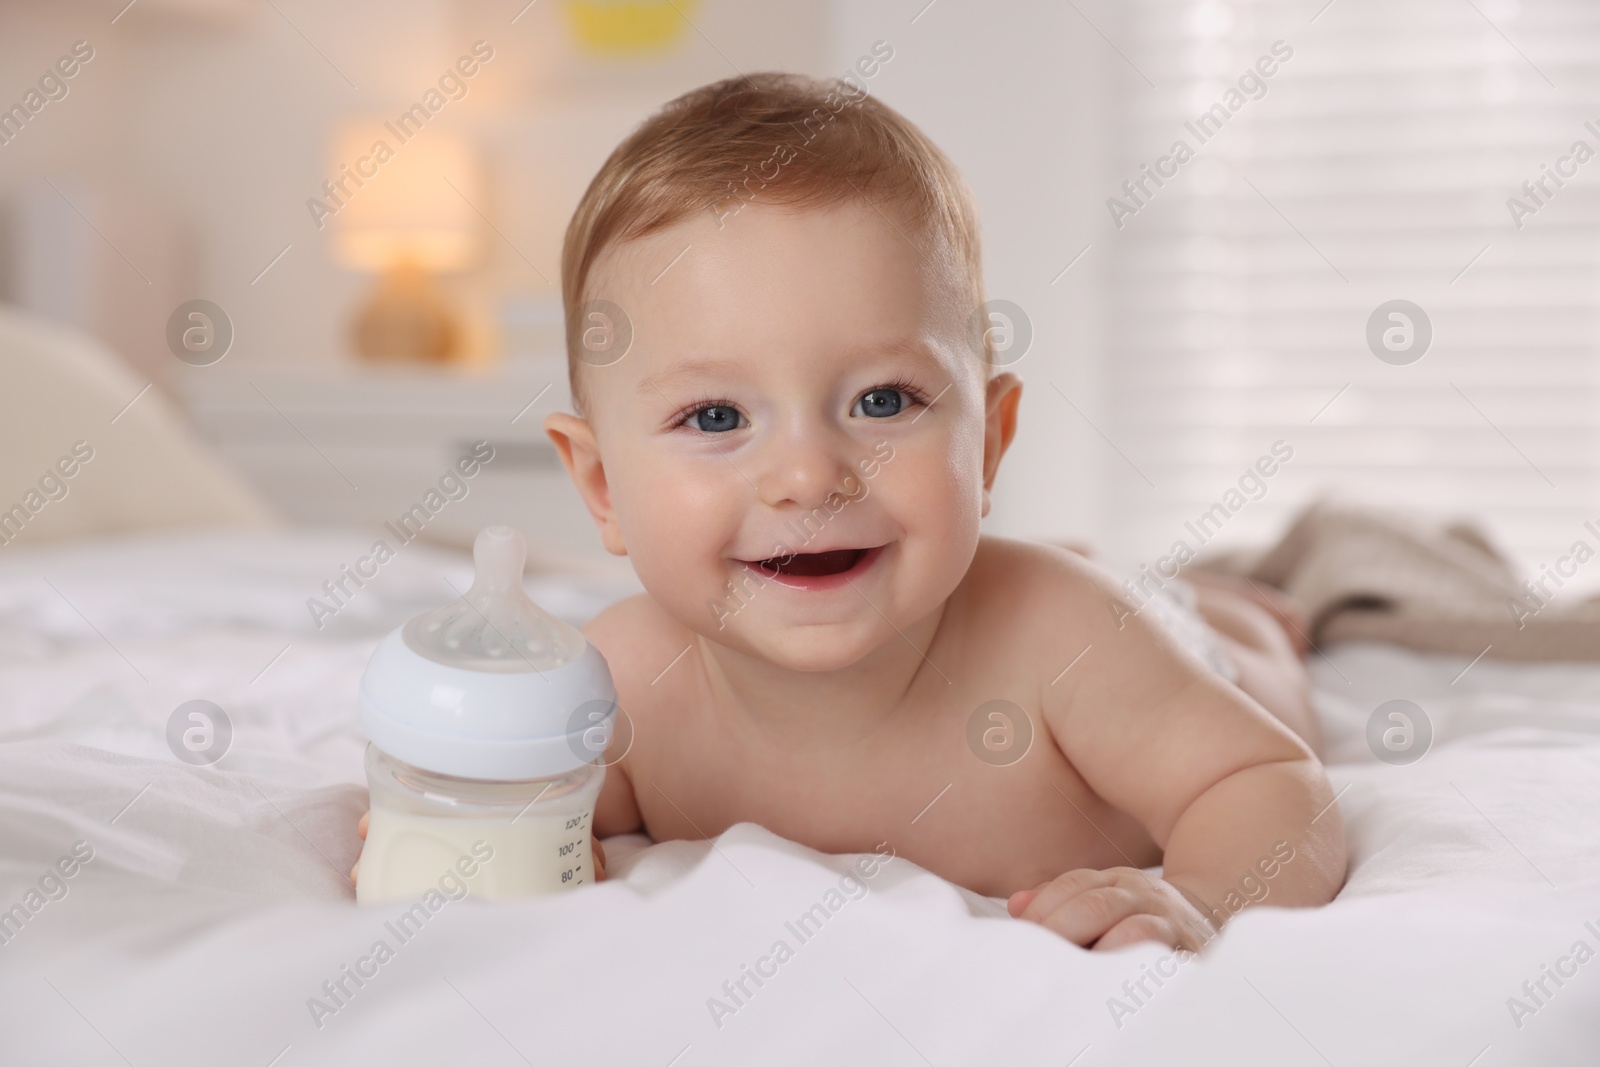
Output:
top-left (347, 811), bottom-right (608, 887)
top-left (349, 811), bottom-right (368, 886)
top-left (1007, 868), bottom-right (1215, 952)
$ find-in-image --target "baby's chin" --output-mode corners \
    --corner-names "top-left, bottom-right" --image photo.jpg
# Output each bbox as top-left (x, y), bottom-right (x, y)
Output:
top-left (704, 614), bottom-right (896, 674)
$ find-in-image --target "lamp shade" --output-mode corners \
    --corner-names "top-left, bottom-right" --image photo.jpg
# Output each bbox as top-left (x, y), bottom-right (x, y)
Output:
top-left (328, 123), bottom-right (483, 273)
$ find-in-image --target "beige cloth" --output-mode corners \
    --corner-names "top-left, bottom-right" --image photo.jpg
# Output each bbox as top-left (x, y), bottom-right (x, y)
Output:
top-left (1198, 502), bottom-right (1600, 662)
top-left (0, 304), bottom-right (277, 549)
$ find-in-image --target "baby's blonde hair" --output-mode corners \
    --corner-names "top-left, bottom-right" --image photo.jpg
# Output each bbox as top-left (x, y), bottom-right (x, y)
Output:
top-left (560, 70), bottom-right (988, 414)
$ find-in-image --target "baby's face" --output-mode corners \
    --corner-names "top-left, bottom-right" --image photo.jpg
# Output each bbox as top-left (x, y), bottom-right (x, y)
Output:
top-left (548, 200), bottom-right (1018, 672)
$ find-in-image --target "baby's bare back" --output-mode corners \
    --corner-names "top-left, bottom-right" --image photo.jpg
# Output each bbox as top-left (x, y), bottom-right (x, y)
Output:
top-left (584, 538), bottom-right (1163, 900)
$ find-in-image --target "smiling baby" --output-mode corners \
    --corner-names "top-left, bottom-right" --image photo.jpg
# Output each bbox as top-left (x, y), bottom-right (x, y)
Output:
top-left (365, 71), bottom-right (1347, 951)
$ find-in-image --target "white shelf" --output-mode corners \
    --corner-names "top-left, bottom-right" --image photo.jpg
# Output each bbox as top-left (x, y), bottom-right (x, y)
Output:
top-left (177, 358), bottom-right (610, 563)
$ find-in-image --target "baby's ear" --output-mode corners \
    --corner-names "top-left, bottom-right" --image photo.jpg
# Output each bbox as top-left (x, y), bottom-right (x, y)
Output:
top-left (981, 372), bottom-right (1023, 514)
top-left (544, 412), bottom-right (627, 556)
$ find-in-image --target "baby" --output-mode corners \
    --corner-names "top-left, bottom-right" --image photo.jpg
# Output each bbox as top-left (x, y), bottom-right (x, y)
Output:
top-left (359, 71), bottom-right (1347, 951)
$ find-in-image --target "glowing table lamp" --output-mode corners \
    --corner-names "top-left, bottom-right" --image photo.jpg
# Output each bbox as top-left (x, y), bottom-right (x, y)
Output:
top-left (329, 125), bottom-right (483, 363)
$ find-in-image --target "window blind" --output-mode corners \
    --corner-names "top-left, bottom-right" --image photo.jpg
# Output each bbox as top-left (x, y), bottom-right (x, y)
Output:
top-left (1102, 0), bottom-right (1600, 585)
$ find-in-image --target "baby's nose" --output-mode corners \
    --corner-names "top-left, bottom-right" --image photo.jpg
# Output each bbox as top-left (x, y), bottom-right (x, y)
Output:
top-left (754, 433), bottom-right (858, 511)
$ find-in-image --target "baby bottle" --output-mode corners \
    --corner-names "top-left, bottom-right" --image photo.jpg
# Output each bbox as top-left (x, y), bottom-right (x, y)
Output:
top-left (356, 525), bottom-right (617, 904)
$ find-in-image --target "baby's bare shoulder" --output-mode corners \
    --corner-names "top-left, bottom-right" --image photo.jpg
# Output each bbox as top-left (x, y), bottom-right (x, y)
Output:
top-left (940, 536), bottom-right (1127, 680)
top-left (581, 592), bottom-right (690, 677)
top-left (960, 536), bottom-right (1121, 624)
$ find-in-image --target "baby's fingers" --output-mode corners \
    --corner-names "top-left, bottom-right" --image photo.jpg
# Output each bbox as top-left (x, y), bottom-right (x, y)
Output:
top-left (1011, 868), bottom-right (1116, 926)
top-left (1093, 913), bottom-right (1182, 952)
top-left (1006, 886), bottom-right (1043, 916)
top-left (593, 837), bottom-right (607, 882)
top-left (349, 811), bottom-right (370, 886)
top-left (1027, 885), bottom-right (1145, 946)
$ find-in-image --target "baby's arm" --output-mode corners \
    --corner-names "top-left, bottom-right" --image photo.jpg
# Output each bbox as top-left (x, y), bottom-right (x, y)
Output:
top-left (1014, 551), bottom-right (1346, 950)
top-left (581, 610), bottom-right (646, 842)
top-left (591, 752), bottom-right (642, 838)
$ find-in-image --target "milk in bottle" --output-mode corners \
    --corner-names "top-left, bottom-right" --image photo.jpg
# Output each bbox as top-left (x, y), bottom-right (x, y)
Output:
top-left (356, 525), bottom-right (617, 904)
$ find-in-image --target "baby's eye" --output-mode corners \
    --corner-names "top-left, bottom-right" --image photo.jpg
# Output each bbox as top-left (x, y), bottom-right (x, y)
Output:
top-left (692, 404), bottom-right (744, 433)
top-left (852, 387), bottom-right (908, 419)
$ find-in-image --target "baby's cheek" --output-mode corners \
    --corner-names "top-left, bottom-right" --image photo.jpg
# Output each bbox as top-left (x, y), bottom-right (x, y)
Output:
top-left (623, 503), bottom-right (711, 582)
top-left (864, 443), bottom-right (977, 551)
top-left (616, 464), bottom-right (741, 599)
top-left (914, 451), bottom-right (984, 542)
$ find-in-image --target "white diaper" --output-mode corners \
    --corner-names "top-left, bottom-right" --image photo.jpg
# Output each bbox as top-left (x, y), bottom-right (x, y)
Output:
top-left (1130, 578), bottom-right (1240, 684)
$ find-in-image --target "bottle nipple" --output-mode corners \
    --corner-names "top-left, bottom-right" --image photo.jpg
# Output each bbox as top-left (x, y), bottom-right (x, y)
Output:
top-left (401, 525), bottom-right (587, 672)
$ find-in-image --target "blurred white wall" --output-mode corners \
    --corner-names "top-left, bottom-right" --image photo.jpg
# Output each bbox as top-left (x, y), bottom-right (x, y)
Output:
top-left (0, 0), bottom-right (829, 370)
top-left (0, 0), bottom-right (1109, 545)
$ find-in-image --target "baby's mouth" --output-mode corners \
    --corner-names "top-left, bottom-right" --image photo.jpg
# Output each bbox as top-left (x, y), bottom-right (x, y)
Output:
top-left (735, 544), bottom-right (889, 591)
top-left (752, 548), bottom-right (867, 577)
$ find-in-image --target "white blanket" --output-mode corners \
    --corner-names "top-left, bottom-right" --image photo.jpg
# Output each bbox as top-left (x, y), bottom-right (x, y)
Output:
top-left (2, 532), bottom-right (1598, 1065)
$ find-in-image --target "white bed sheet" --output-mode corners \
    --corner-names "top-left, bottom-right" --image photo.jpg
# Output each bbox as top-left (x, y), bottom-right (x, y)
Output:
top-left (1, 531), bottom-right (1597, 1065)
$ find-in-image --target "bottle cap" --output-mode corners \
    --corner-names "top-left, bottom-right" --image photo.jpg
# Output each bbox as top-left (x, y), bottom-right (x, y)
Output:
top-left (360, 525), bottom-right (617, 779)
